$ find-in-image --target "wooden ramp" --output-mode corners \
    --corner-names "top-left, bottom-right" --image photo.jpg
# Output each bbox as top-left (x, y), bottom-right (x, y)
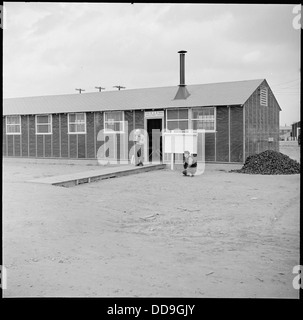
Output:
top-left (28, 164), bottom-right (166, 187)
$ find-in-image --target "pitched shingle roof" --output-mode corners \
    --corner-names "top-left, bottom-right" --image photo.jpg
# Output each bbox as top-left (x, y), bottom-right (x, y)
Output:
top-left (3, 79), bottom-right (265, 115)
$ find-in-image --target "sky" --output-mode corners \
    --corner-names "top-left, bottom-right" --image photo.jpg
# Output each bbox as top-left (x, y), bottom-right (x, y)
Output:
top-left (2, 2), bottom-right (301, 126)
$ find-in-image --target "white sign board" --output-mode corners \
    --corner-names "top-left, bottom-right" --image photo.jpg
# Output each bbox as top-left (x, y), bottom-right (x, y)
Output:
top-left (163, 132), bottom-right (197, 154)
top-left (145, 111), bottom-right (164, 118)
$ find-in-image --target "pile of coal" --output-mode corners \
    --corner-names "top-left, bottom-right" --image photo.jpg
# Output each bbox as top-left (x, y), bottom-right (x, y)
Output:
top-left (231, 150), bottom-right (300, 175)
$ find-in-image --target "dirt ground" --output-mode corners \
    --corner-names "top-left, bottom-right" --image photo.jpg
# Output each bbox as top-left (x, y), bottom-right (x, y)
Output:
top-left (2, 143), bottom-right (300, 298)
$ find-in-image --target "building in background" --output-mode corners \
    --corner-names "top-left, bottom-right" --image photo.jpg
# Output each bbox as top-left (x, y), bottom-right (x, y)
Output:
top-left (291, 121), bottom-right (301, 141)
top-left (279, 125), bottom-right (292, 141)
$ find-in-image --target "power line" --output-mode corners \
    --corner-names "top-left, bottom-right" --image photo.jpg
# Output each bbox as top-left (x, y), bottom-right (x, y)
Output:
top-left (273, 84), bottom-right (300, 91)
top-left (275, 89), bottom-right (300, 92)
top-left (274, 92), bottom-right (300, 95)
top-left (271, 79), bottom-right (300, 87)
top-left (75, 88), bottom-right (85, 94)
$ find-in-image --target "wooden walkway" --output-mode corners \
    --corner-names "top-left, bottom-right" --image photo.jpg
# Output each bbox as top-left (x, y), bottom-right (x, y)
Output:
top-left (28, 164), bottom-right (166, 187)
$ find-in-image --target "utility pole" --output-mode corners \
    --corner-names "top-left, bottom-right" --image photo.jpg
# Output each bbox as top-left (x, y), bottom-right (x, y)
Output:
top-left (113, 85), bottom-right (126, 91)
top-left (75, 88), bottom-right (85, 94)
top-left (95, 86), bottom-right (105, 92)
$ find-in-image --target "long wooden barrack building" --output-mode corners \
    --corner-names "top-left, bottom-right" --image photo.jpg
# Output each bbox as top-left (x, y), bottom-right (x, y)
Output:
top-left (3, 52), bottom-right (281, 163)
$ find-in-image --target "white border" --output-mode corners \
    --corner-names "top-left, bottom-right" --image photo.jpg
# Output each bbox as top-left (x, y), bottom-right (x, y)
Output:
top-left (68, 112), bottom-right (87, 134)
top-left (6, 115), bottom-right (21, 135)
top-left (165, 108), bottom-right (189, 131)
top-left (35, 114), bottom-right (52, 135)
top-left (192, 106), bottom-right (216, 132)
top-left (165, 107), bottom-right (217, 133)
top-left (103, 111), bottom-right (125, 134)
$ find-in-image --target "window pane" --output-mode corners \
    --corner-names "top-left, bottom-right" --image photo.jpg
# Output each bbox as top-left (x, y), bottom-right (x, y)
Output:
top-left (208, 108), bottom-right (214, 115)
top-left (105, 111), bottom-right (122, 121)
top-left (192, 109), bottom-right (202, 119)
top-left (167, 109), bottom-right (188, 120)
top-left (192, 107), bottom-right (214, 119)
top-left (7, 125), bottom-right (20, 133)
top-left (76, 123), bottom-right (86, 132)
top-left (37, 124), bottom-right (49, 133)
top-left (192, 120), bottom-right (214, 130)
top-left (69, 124), bottom-right (76, 132)
top-left (192, 120), bottom-right (199, 130)
top-left (178, 109), bottom-right (188, 119)
top-left (167, 120), bottom-right (188, 131)
top-left (69, 114), bottom-right (76, 122)
top-left (105, 121), bottom-right (122, 132)
top-left (37, 115), bottom-right (50, 124)
top-left (167, 110), bottom-right (179, 119)
top-left (7, 116), bottom-right (20, 125)
top-left (114, 122), bottom-right (121, 132)
top-left (105, 123), bottom-right (115, 131)
top-left (76, 113), bottom-right (85, 121)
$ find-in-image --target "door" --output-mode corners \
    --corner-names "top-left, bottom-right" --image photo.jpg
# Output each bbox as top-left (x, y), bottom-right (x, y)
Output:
top-left (147, 119), bottom-right (162, 162)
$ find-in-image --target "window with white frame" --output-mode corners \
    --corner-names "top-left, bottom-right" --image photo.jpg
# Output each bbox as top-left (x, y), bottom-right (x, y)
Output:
top-left (166, 109), bottom-right (189, 131)
top-left (6, 115), bottom-right (21, 134)
top-left (260, 87), bottom-right (268, 106)
top-left (36, 114), bottom-right (52, 134)
top-left (68, 113), bottom-right (86, 134)
top-left (104, 111), bottom-right (124, 133)
top-left (192, 107), bottom-right (215, 131)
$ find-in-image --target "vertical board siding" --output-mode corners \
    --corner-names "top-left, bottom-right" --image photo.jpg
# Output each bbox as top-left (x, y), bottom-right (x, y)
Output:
top-left (69, 134), bottom-right (77, 158)
top-left (14, 135), bottom-right (21, 156)
top-left (3, 118), bottom-right (7, 156)
top-left (116, 134), bottom-right (121, 160)
top-left (125, 111), bottom-right (134, 160)
top-left (86, 112), bottom-right (95, 158)
top-left (52, 114), bottom-right (60, 157)
top-left (243, 80), bottom-right (280, 161)
top-left (7, 136), bottom-right (14, 156)
top-left (21, 115), bottom-right (28, 157)
top-left (60, 114), bottom-right (68, 157)
top-left (246, 96), bottom-right (250, 159)
top-left (95, 112), bottom-right (104, 157)
top-left (216, 106), bottom-right (229, 162)
top-left (37, 135), bottom-right (44, 157)
top-left (205, 133), bottom-right (215, 161)
top-left (45, 135), bottom-right (52, 157)
top-left (29, 115), bottom-right (36, 157)
top-left (230, 106), bottom-right (243, 162)
top-left (135, 110), bottom-right (144, 129)
top-left (78, 134), bottom-right (86, 158)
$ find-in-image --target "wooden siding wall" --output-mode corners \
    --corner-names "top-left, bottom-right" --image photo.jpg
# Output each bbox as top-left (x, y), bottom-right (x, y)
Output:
top-left (244, 81), bottom-right (280, 160)
top-left (5, 101), bottom-right (281, 163)
top-left (230, 106), bottom-right (243, 162)
top-left (125, 110), bottom-right (134, 159)
top-left (3, 117), bottom-right (7, 156)
top-left (213, 106), bottom-right (243, 163)
top-left (216, 107), bottom-right (229, 162)
top-left (3, 112), bottom-right (110, 160)
top-left (52, 115), bottom-right (60, 157)
top-left (3, 108), bottom-right (245, 162)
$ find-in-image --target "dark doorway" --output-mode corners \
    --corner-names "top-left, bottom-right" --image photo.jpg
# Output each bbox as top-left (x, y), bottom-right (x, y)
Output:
top-left (147, 119), bottom-right (162, 162)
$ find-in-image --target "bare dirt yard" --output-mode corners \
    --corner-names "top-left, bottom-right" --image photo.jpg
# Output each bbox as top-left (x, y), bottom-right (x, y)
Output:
top-left (2, 143), bottom-right (300, 298)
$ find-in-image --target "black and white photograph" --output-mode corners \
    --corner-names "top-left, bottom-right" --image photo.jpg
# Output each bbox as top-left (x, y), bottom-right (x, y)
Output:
top-left (1, 2), bottom-right (301, 303)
